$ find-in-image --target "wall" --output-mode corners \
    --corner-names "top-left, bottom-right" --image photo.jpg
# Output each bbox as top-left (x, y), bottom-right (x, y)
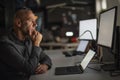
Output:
top-left (41, 0), bottom-right (96, 39)
top-left (107, 0), bottom-right (120, 26)
top-left (0, 0), bottom-right (15, 31)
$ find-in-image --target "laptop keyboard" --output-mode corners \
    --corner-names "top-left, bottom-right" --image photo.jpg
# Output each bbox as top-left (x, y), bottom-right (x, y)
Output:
top-left (55, 66), bottom-right (83, 75)
top-left (63, 50), bottom-right (84, 57)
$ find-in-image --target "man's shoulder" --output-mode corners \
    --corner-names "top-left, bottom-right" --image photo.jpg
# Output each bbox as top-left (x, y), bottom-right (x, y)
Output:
top-left (0, 34), bottom-right (9, 42)
top-left (0, 33), bottom-right (15, 45)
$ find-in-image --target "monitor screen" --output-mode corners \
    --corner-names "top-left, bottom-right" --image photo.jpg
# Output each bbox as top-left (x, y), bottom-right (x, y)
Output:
top-left (97, 6), bottom-right (117, 48)
top-left (79, 19), bottom-right (97, 40)
top-left (35, 12), bottom-right (44, 32)
top-left (76, 40), bottom-right (89, 52)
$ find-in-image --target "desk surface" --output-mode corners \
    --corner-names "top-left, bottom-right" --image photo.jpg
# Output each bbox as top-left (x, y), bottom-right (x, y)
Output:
top-left (41, 42), bottom-right (78, 46)
top-left (41, 42), bottom-right (78, 49)
top-left (30, 50), bottom-right (120, 80)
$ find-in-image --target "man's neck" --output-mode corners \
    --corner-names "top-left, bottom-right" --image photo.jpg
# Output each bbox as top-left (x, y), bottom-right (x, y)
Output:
top-left (14, 30), bottom-right (26, 41)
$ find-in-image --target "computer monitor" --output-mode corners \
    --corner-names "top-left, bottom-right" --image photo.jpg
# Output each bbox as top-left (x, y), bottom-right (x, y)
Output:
top-left (35, 12), bottom-right (44, 32)
top-left (76, 40), bottom-right (89, 52)
top-left (79, 19), bottom-right (97, 40)
top-left (97, 6), bottom-right (117, 49)
top-left (97, 6), bottom-right (118, 71)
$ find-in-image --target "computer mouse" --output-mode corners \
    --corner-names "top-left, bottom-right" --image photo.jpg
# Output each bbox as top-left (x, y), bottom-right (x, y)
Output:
top-left (63, 52), bottom-right (73, 57)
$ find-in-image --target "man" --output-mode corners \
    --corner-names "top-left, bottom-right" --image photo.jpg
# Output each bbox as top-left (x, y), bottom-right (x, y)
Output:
top-left (0, 8), bottom-right (52, 80)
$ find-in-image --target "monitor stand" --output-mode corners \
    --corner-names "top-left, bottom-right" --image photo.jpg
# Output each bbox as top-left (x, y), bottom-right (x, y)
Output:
top-left (101, 63), bottom-right (116, 71)
top-left (101, 26), bottom-right (120, 76)
top-left (101, 63), bottom-right (120, 76)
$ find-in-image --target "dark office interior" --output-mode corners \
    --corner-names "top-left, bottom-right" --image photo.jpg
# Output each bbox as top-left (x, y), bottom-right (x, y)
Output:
top-left (0, 0), bottom-right (120, 80)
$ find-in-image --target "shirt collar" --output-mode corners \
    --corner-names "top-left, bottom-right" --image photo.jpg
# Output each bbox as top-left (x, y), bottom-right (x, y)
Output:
top-left (8, 30), bottom-right (26, 45)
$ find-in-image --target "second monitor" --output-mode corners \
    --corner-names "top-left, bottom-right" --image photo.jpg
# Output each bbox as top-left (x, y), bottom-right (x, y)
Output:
top-left (79, 19), bottom-right (97, 40)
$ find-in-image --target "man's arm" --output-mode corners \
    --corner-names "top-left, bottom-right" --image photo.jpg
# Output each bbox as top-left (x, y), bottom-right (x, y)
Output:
top-left (39, 50), bottom-right (52, 69)
top-left (0, 42), bottom-right (41, 74)
top-left (35, 50), bottom-right (52, 74)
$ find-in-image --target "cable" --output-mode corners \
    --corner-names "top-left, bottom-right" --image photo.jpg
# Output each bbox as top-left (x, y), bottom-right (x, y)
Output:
top-left (79, 30), bottom-right (95, 41)
top-left (79, 30), bottom-right (97, 52)
top-left (87, 66), bottom-right (101, 71)
top-left (78, 30), bottom-right (102, 71)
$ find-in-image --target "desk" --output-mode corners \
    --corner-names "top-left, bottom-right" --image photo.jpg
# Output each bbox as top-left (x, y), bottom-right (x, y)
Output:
top-left (30, 50), bottom-right (120, 80)
top-left (41, 42), bottom-right (78, 49)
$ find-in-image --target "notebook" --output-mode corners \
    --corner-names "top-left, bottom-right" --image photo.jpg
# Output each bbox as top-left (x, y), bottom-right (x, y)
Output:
top-left (63, 40), bottom-right (89, 56)
top-left (55, 49), bottom-right (95, 75)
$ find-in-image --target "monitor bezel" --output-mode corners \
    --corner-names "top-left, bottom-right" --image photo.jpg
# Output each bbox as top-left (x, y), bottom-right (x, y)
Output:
top-left (97, 6), bottom-right (117, 49)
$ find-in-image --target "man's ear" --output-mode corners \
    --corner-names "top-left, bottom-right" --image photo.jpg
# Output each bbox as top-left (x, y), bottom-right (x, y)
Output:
top-left (15, 18), bottom-right (21, 27)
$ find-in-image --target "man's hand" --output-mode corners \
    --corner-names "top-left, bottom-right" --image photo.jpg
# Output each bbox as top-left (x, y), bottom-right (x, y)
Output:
top-left (35, 64), bottom-right (49, 74)
top-left (29, 30), bottom-right (42, 47)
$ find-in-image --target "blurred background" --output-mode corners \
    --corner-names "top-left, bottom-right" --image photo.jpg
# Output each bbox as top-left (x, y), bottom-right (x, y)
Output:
top-left (0, 0), bottom-right (120, 50)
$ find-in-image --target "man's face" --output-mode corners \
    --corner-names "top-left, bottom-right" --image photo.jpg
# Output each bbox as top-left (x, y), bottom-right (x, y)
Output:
top-left (20, 12), bottom-right (37, 36)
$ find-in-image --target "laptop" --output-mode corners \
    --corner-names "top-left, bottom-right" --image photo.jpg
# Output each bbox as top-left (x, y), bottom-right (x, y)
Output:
top-left (63, 40), bottom-right (89, 56)
top-left (55, 49), bottom-right (95, 75)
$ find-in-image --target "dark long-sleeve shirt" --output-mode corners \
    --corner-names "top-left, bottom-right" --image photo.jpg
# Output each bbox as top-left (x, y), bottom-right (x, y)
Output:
top-left (0, 32), bottom-right (52, 80)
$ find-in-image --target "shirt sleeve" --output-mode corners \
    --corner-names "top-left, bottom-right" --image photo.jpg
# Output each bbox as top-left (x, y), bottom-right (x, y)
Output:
top-left (39, 50), bottom-right (52, 70)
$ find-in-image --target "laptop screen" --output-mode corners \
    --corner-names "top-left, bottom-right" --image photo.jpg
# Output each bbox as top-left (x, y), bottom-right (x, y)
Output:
top-left (80, 50), bottom-right (95, 70)
top-left (76, 40), bottom-right (89, 52)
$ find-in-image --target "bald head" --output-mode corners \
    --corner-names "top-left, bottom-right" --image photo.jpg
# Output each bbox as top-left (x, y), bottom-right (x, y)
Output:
top-left (14, 9), bottom-right (33, 20)
top-left (13, 8), bottom-right (37, 27)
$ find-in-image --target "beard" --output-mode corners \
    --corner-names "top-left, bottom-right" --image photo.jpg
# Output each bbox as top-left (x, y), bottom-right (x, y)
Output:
top-left (20, 21), bottom-right (36, 39)
top-left (20, 23), bottom-right (30, 37)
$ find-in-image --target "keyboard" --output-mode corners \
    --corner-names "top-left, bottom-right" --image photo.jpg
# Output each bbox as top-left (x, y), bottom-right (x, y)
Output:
top-left (63, 50), bottom-right (84, 57)
top-left (55, 66), bottom-right (83, 75)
